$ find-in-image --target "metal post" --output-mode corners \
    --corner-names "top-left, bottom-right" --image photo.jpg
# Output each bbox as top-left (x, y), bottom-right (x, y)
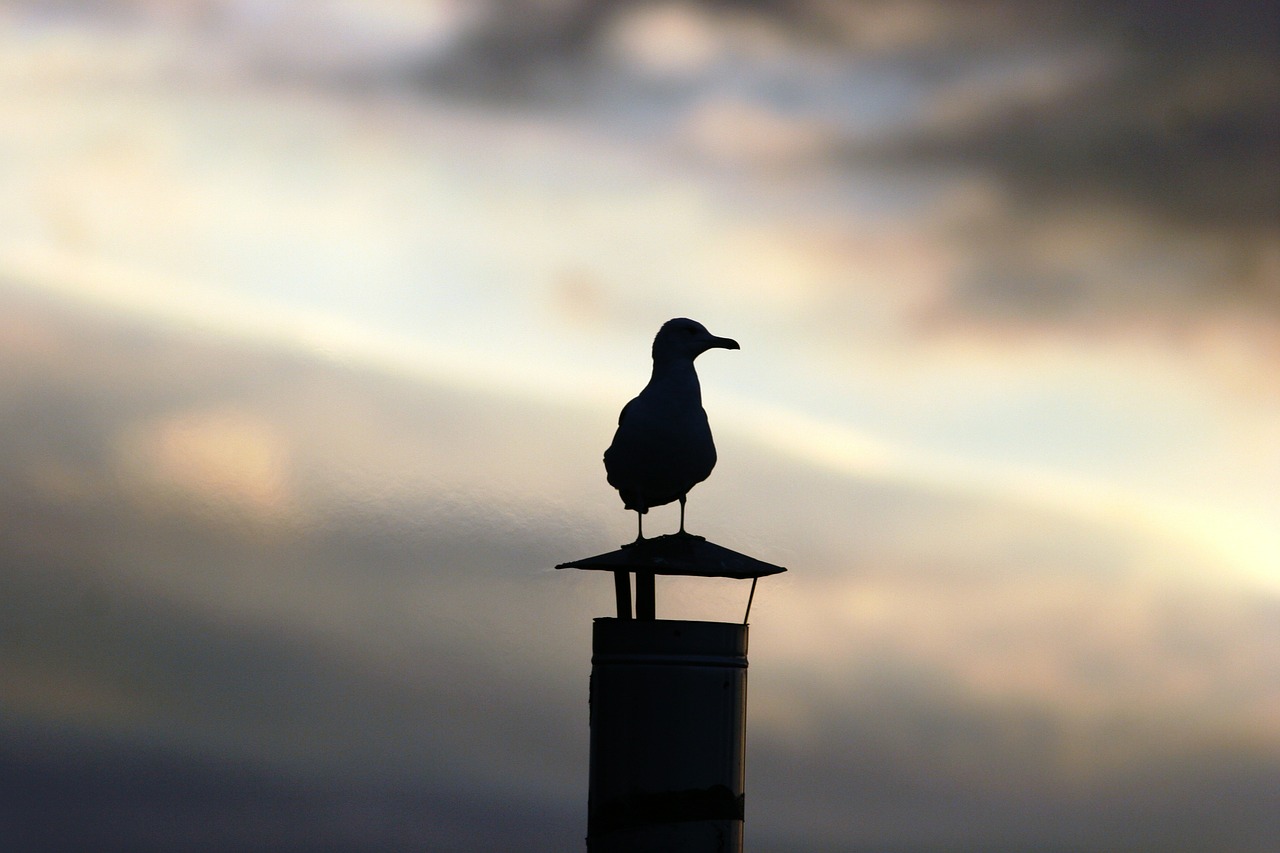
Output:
top-left (614, 571), bottom-right (632, 619)
top-left (635, 571), bottom-right (656, 620)
top-left (588, 618), bottom-right (747, 852)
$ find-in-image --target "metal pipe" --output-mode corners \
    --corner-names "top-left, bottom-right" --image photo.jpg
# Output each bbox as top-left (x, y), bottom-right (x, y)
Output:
top-left (635, 571), bottom-right (656, 620)
top-left (588, 618), bottom-right (747, 852)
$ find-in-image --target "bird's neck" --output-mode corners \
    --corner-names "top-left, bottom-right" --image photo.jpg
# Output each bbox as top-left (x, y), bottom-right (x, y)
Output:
top-left (648, 357), bottom-right (702, 401)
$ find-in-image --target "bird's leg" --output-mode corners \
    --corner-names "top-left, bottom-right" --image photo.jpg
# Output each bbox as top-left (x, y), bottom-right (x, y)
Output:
top-left (635, 510), bottom-right (644, 543)
top-left (675, 495), bottom-right (702, 540)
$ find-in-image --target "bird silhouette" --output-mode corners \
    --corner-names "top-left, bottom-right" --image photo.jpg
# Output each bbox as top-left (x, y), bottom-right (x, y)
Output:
top-left (604, 318), bottom-right (740, 542)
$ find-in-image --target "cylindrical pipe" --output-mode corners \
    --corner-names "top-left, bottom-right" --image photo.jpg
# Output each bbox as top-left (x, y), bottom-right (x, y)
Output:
top-left (587, 618), bottom-right (747, 852)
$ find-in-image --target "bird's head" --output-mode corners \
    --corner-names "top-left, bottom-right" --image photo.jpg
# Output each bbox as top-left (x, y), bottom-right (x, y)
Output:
top-left (652, 318), bottom-right (740, 363)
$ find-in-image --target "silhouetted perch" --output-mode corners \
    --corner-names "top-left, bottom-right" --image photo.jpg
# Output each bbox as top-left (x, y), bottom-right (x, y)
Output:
top-left (558, 536), bottom-right (785, 851)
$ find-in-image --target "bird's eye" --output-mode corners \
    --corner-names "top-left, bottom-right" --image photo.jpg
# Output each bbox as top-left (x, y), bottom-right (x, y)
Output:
top-left (685, 327), bottom-right (696, 335)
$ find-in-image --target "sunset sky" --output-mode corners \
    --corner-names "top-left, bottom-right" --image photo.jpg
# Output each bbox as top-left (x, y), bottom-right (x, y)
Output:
top-left (2, 2), bottom-right (1277, 851)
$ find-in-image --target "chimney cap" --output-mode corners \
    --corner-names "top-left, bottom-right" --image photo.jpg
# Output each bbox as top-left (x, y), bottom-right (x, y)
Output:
top-left (556, 534), bottom-right (786, 580)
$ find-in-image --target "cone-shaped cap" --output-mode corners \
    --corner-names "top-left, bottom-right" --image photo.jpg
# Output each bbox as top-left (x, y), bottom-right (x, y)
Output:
top-left (556, 534), bottom-right (786, 580)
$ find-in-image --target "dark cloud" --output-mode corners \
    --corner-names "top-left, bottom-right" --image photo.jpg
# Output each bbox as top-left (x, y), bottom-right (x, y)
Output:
top-left (866, 1), bottom-right (1280, 223)
top-left (855, 2), bottom-right (1279, 332)
top-left (749, 732), bottom-right (1280, 852)
top-left (413, 1), bottom-right (1279, 335)
top-left (0, 720), bottom-right (578, 853)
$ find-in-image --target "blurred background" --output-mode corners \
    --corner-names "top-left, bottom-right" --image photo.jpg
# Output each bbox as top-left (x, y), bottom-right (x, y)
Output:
top-left (1, 1), bottom-right (1277, 850)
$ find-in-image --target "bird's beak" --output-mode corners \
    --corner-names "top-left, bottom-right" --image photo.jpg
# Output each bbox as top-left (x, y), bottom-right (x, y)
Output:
top-left (706, 335), bottom-right (740, 351)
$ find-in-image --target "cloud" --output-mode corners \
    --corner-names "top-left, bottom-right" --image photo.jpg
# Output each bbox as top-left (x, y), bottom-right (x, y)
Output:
top-left (0, 718), bottom-right (580, 853)
top-left (113, 407), bottom-right (297, 522)
top-left (675, 96), bottom-right (841, 167)
top-left (839, 1), bottom-right (1280, 335)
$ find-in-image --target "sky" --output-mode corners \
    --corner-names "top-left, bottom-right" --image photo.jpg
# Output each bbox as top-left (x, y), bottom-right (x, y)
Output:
top-left (1, 1), bottom-right (1278, 850)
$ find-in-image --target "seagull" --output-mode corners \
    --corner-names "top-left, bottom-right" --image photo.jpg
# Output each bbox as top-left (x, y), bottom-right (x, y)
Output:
top-left (604, 318), bottom-right (740, 542)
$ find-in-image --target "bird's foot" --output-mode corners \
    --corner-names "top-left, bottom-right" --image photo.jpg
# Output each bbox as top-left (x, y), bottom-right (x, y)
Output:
top-left (672, 529), bottom-right (705, 542)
